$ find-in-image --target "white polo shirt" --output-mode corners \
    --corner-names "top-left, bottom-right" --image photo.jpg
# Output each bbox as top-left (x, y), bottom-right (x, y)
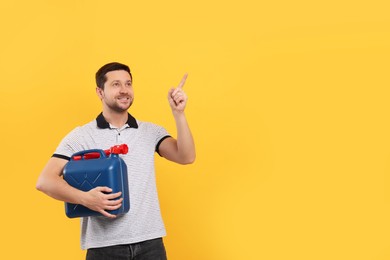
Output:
top-left (53, 113), bottom-right (171, 249)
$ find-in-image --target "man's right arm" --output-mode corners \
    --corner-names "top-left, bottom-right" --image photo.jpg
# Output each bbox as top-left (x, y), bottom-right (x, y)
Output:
top-left (36, 157), bottom-right (123, 218)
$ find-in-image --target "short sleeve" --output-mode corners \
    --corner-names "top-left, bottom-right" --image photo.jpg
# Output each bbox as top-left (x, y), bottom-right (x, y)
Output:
top-left (153, 124), bottom-right (171, 155)
top-left (52, 127), bottom-right (87, 160)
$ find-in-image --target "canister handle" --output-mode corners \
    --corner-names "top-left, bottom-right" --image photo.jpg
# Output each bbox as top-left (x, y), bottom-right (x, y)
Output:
top-left (71, 149), bottom-right (106, 161)
top-left (71, 144), bottom-right (128, 161)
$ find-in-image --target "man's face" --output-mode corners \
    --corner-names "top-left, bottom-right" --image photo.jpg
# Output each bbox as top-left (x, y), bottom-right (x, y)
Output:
top-left (97, 70), bottom-right (134, 113)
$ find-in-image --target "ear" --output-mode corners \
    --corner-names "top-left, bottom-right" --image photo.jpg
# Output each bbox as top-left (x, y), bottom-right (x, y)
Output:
top-left (96, 87), bottom-right (103, 99)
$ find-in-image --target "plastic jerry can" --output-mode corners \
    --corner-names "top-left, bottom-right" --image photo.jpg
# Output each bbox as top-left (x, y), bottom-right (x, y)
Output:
top-left (63, 144), bottom-right (130, 218)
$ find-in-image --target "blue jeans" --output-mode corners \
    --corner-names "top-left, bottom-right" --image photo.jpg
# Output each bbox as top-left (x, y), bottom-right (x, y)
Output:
top-left (86, 238), bottom-right (167, 260)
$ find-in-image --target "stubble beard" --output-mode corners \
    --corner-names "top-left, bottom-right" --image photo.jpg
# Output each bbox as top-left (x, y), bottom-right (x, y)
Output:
top-left (107, 97), bottom-right (134, 113)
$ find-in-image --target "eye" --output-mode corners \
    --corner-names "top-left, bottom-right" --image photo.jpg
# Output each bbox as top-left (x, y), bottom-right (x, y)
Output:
top-left (113, 82), bottom-right (120, 87)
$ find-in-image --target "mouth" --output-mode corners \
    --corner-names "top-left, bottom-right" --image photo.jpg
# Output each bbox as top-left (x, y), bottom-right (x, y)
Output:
top-left (117, 96), bottom-right (131, 102)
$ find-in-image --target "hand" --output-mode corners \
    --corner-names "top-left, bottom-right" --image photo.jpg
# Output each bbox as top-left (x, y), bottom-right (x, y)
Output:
top-left (82, 186), bottom-right (123, 218)
top-left (168, 74), bottom-right (188, 113)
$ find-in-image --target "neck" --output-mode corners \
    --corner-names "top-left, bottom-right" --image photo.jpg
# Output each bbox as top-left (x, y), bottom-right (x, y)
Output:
top-left (102, 110), bottom-right (128, 128)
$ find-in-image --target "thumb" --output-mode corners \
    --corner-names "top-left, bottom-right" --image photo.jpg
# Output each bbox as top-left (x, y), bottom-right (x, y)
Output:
top-left (96, 186), bottom-right (112, 193)
top-left (167, 87), bottom-right (175, 98)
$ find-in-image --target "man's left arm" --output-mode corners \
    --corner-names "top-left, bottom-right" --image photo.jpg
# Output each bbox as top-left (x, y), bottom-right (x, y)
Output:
top-left (158, 74), bottom-right (196, 164)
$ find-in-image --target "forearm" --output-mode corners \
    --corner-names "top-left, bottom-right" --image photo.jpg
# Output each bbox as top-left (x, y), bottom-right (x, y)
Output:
top-left (36, 158), bottom-right (86, 205)
top-left (37, 174), bottom-right (85, 204)
top-left (37, 168), bottom-right (122, 218)
top-left (173, 111), bottom-right (196, 163)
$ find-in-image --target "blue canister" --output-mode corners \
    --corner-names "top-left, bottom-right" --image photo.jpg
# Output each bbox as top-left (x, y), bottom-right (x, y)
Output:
top-left (63, 145), bottom-right (130, 218)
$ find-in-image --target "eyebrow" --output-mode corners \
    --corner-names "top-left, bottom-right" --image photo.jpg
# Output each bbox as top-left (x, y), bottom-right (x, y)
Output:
top-left (111, 80), bottom-right (132, 83)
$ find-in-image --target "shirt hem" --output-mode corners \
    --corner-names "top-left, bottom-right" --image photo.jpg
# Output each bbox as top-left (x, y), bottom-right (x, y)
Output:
top-left (81, 231), bottom-right (167, 250)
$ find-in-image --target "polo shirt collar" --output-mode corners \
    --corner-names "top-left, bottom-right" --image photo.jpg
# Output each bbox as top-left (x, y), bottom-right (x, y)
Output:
top-left (96, 112), bottom-right (138, 129)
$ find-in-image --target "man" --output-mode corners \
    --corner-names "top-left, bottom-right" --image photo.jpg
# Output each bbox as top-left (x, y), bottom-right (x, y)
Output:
top-left (36, 62), bottom-right (195, 260)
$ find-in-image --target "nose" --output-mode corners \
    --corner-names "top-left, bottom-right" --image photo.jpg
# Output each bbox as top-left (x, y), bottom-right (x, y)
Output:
top-left (119, 84), bottom-right (128, 94)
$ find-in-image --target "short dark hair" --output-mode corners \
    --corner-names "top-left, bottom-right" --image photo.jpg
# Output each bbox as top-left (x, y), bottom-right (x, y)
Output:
top-left (95, 62), bottom-right (132, 89)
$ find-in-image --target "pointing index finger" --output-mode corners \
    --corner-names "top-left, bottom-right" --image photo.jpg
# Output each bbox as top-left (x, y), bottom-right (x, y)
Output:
top-left (177, 73), bottom-right (188, 89)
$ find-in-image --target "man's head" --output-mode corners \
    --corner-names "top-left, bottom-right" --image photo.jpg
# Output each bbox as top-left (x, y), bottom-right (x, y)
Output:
top-left (96, 62), bottom-right (132, 89)
top-left (95, 62), bottom-right (134, 113)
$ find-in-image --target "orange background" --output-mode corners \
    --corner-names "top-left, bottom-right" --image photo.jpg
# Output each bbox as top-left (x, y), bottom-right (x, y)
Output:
top-left (0, 0), bottom-right (389, 259)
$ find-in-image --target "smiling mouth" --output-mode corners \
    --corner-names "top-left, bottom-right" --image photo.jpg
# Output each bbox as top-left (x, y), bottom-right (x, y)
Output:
top-left (118, 96), bottom-right (130, 101)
